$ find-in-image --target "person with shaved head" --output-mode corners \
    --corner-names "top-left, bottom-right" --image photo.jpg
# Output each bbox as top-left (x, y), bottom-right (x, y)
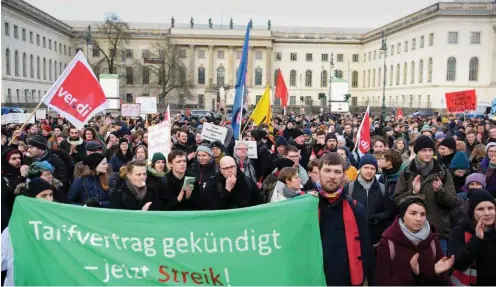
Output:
top-left (205, 156), bottom-right (263, 209)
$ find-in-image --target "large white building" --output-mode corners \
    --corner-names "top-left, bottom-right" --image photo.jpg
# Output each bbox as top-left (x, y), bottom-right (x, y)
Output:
top-left (2, 0), bottom-right (495, 113)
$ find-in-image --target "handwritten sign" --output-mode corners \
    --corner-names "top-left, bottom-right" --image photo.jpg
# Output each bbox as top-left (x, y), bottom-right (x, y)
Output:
top-left (35, 109), bottom-right (47, 120)
top-left (135, 97), bottom-right (157, 114)
top-left (201, 122), bottom-right (227, 143)
top-left (147, 121), bottom-right (171, 164)
top-left (235, 140), bottom-right (258, 159)
top-left (445, 90), bottom-right (477, 113)
top-left (1, 113), bottom-right (35, 124)
top-left (121, 104), bottom-right (141, 117)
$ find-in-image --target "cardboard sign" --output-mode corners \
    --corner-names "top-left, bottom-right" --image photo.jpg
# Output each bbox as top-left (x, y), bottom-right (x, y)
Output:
top-left (201, 122), bottom-right (228, 143)
top-left (1, 113), bottom-right (35, 125)
top-left (35, 109), bottom-right (47, 120)
top-left (445, 90), bottom-right (477, 113)
top-left (235, 140), bottom-right (258, 159)
top-left (121, 103), bottom-right (141, 117)
top-left (135, 97), bottom-right (157, 114)
top-left (147, 121), bottom-right (171, 164)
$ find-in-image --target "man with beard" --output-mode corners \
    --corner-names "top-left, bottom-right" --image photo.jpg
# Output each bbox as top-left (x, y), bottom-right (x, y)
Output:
top-left (59, 127), bottom-right (86, 164)
top-left (291, 130), bottom-right (310, 169)
top-left (325, 133), bottom-right (338, 153)
top-left (172, 130), bottom-right (196, 162)
top-left (317, 152), bottom-right (375, 286)
top-left (1, 149), bottom-right (28, 230)
top-left (25, 123), bottom-right (38, 138)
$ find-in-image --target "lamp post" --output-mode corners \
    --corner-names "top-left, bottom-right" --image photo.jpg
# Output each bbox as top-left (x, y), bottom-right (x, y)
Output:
top-left (380, 31), bottom-right (387, 119)
top-left (86, 25), bottom-right (93, 60)
top-left (328, 53), bottom-right (334, 113)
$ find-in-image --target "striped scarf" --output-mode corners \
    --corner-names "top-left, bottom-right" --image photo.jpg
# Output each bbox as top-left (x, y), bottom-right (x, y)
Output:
top-left (316, 181), bottom-right (344, 204)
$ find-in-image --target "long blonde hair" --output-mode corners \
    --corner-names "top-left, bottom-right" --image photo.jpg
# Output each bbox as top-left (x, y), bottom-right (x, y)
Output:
top-left (469, 144), bottom-right (486, 162)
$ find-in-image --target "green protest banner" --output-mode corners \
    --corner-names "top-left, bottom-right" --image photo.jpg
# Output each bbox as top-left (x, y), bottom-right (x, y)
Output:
top-left (9, 195), bottom-right (326, 286)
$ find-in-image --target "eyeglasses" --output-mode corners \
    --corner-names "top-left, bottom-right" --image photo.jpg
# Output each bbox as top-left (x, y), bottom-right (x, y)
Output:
top-left (220, 165), bottom-right (236, 171)
top-left (237, 148), bottom-right (248, 151)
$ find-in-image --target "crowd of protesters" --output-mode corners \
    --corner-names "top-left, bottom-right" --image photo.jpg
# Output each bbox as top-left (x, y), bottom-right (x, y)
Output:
top-left (1, 110), bottom-right (496, 286)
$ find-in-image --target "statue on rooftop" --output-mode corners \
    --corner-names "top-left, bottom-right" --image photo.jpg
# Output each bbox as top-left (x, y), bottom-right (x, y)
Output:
top-left (171, 17), bottom-right (175, 28)
top-left (208, 18), bottom-right (213, 29)
top-left (268, 19), bottom-right (271, 30)
top-left (190, 17), bottom-right (194, 28)
top-left (229, 18), bottom-right (233, 29)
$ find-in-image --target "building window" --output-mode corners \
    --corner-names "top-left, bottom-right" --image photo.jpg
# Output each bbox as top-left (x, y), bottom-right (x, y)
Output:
top-left (378, 67), bottom-right (382, 87)
top-left (36, 56), bottom-right (40, 79)
top-left (351, 71), bottom-right (358, 88)
top-left (36, 34), bottom-right (40, 45)
top-left (255, 51), bottom-right (262, 60)
top-left (396, 64), bottom-right (400, 85)
top-left (29, 31), bottom-right (33, 43)
top-left (49, 39), bottom-right (52, 50)
top-left (373, 51), bottom-right (377, 60)
top-left (321, 70), bottom-right (328, 87)
top-left (43, 37), bottom-right (46, 48)
top-left (428, 58), bottom-right (433, 82)
top-left (363, 71), bottom-right (366, 88)
top-left (217, 50), bottom-right (224, 59)
top-left (14, 50), bottom-right (19, 76)
top-left (430, 33), bottom-right (435, 46)
top-left (197, 66), bottom-right (205, 84)
top-left (197, 49), bottom-right (205, 59)
top-left (48, 59), bottom-right (52, 81)
top-left (54, 60), bottom-right (57, 77)
top-left (142, 49), bottom-right (150, 59)
top-left (54, 41), bottom-right (57, 52)
top-left (334, 70), bottom-right (343, 79)
top-left (448, 32), bottom-right (458, 44)
top-left (125, 93), bottom-right (133, 103)
top-left (390, 65), bottom-right (394, 86)
top-left (419, 59), bottom-right (424, 83)
top-left (397, 43), bottom-right (401, 54)
top-left (305, 70), bottom-right (312, 87)
top-left (92, 49), bottom-right (100, 57)
top-left (306, 53), bottom-right (313, 62)
top-left (126, 67), bottom-right (133, 84)
top-left (368, 52), bottom-right (371, 61)
top-left (290, 53), bottom-right (297, 61)
top-left (64, 45), bottom-right (67, 55)
top-left (59, 62), bottom-right (62, 75)
top-left (139, 66), bottom-right (148, 84)
top-left (405, 41), bottom-right (408, 52)
top-left (6, 89), bottom-right (11, 103)
top-left (446, 57), bottom-right (456, 81)
top-left (391, 45), bottom-right (394, 56)
top-left (412, 38), bottom-right (416, 50)
top-left (403, 63), bottom-right (407, 84)
top-left (68, 47), bottom-right (71, 56)
top-left (322, 53), bottom-right (328, 62)
top-left (420, 36), bottom-right (424, 48)
top-left (336, 54), bottom-right (343, 62)
top-left (411, 61), bottom-right (415, 83)
top-left (367, 70), bottom-right (370, 87)
top-left (372, 69), bottom-right (376, 87)
top-left (4, 22), bottom-right (9, 36)
top-left (5, 48), bottom-right (10, 75)
top-left (255, 95), bottom-right (262, 104)
top-left (216, 66), bottom-right (225, 86)
top-left (275, 52), bottom-right (282, 61)
top-left (13, 25), bottom-right (18, 38)
top-left (126, 49), bottom-right (133, 58)
top-left (22, 28), bottom-right (26, 41)
top-left (289, 96), bottom-right (296, 106)
top-left (471, 32), bottom-right (481, 44)
top-left (30, 54), bottom-right (34, 78)
top-left (255, 67), bottom-right (263, 86)
top-left (290, 70), bottom-right (297, 87)
top-left (364, 53), bottom-right (366, 62)
top-left (273, 70), bottom-right (278, 85)
top-left (469, 57), bottom-right (479, 81)
top-left (352, 54), bottom-right (359, 62)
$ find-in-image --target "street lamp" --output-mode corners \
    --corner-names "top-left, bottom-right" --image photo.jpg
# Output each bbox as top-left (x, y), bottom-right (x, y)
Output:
top-left (86, 25), bottom-right (93, 60)
top-left (380, 31), bottom-right (387, 119)
top-left (328, 53), bottom-right (334, 113)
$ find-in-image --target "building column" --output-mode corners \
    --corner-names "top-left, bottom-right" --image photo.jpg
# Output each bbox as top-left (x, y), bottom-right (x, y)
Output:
top-left (188, 45), bottom-right (195, 82)
top-left (208, 45), bottom-right (214, 87)
top-left (228, 46), bottom-right (234, 87)
top-left (266, 47), bottom-right (272, 87)
top-left (246, 46), bottom-right (254, 86)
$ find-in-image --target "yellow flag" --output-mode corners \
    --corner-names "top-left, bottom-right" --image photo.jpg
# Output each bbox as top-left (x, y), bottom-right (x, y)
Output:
top-left (250, 86), bottom-right (272, 126)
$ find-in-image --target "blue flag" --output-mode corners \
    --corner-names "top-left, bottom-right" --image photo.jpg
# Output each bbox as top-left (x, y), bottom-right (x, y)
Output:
top-left (232, 21), bottom-right (252, 139)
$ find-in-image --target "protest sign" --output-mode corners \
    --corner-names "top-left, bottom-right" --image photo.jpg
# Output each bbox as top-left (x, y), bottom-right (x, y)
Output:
top-left (235, 140), bottom-right (258, 159)
top-left (35, 109), bottom-right (47, 120)
top-left (445, 90), bottom-right (477, 113)
top-left (147, 121), bottom-right (171, 164)
top-left (1, 113), bottom-right (35, 125)
top-left (42, 51), bottom-right (108, 129)
top-left (10, 195), bottom-right (325, 286)
top-left (201, 122), bottom-right (227, 143)
top-left (121, 104), bottom-right (141, 117)
top-left (135, 97), bottom-right (157, 114)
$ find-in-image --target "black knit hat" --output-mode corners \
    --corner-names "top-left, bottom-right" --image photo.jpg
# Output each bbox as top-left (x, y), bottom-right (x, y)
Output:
top-left (83, 153), bottom-right (105, 170)
top-left (275, 136), bottom-right (288, 147)
top-left (119, 138), bottom-right (129, 145)
top-left (273, 158), bottom-right (295, 170)
top-left (439, 137), bottom-right (456, 151)
top-left (210, 141), bottom-right (224, 150)
top-left (28, 135), bottom-right (47, 150)
top-left (468, 189), bottom-right (495, 219)
top-left (151, 152), bottom-right (166, 166)
top-left (414, 135), bottom-right (435, 154)
top-left (24, 178), bottom-right (53, 198)
top-left (398, 196), bottom-right (428, 219)
top-left (325, 133), bottom-right (337, 143)
top-left (251, 129), bottom-right (267, 142)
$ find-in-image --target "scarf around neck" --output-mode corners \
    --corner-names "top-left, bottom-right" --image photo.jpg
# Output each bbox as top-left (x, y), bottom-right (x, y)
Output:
top-left (414, 157), bottom-right (434, 178)
top-left (316, 181), bottom-right (343, 204)
top-left (399, 218), bottom-right (431, 246)
top-left (274, 181), bottom-right (301, 199)
top-left (125, 180), bottom-right (147, 201)
top-left (357, 174), bottom-right (373, 191)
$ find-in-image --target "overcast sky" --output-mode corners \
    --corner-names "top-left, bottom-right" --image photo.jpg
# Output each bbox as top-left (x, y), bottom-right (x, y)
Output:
top-left (25, 0), bottom-right (444, 29)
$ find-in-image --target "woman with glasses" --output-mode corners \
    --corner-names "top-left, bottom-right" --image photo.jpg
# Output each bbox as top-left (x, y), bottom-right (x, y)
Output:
top-left (233, 142), bottom-right (257, 185)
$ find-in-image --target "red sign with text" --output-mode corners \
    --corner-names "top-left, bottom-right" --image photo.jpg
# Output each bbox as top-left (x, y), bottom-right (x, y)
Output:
top-left (445, 90), bottom-right (477, 113)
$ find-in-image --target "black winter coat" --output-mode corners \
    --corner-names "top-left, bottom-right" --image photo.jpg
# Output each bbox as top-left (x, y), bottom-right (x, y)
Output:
top-left (186, 158), bottom-right (218, 191)
top-left (109, 181), bottom-right (155, 210)
top-left (32, 150), bottom-right (69, 188)
top-left (251, 141), bottom-right (271, 179)
top-left (205, 170), bottom-right (263, 209)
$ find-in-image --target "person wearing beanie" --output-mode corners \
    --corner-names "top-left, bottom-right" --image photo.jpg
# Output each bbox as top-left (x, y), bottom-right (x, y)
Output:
top-left (377, 196), bottom-right (453, 286)
top-left (434, 131), bottom-right (447, 143)
top-left (290, 130), bottom-right (311, 170)
top-left (420, 125), bottom-right (433, 137)
top-left (449, 151), bottom-right (471, 195)
top-left (187, 144), bottom-right (217, 192)
top-left (325, 133), bottom-right (338, 152)
top-left (67, 152), bottom-right (109, 207)
top-left (110, 137), bottom-right (134, 172)
top-left (449, 189), bottom-right (496, 286)
top-left (24, 177), bottom-right (54, 199)
top-left (395, 134), bottom-right (458, 255)
top-left (210, 141), bottom-right (226, 167)
top-left (438, 137), bottom-right (457, 168)
top-left (481, 142), bottom-right (496, 197)
top-left (146, 152), bottom-right (167, 197)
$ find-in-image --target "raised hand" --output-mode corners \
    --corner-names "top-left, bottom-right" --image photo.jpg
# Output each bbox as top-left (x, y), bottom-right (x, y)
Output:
top-left (434, 256), bottom-right (455, 275)
top-left (410, 253), bottom-right (420, 275)
top-left (412, 175), bottom-right (421, 195)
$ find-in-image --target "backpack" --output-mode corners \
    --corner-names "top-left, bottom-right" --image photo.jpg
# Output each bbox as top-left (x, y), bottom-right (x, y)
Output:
top-left (388, 239), bottom-right (437, 261)
top-left (348, 181), bottom-right (386, 198)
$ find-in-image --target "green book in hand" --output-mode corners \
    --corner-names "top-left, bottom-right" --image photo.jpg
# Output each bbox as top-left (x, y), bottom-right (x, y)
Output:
top-left (182, 176), bottom-right (196, 191)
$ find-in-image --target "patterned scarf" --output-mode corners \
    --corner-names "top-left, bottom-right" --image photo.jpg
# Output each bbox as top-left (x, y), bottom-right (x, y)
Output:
top-left (316, 181), bottom-right (344, 204)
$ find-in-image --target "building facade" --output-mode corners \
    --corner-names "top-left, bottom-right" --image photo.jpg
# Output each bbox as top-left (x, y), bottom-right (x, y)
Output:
top-left (2, 0), bottom-right (495, 113)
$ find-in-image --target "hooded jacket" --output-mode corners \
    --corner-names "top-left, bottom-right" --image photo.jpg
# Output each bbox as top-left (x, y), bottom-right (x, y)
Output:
top-left (376, 217), bottom-right (451, 286)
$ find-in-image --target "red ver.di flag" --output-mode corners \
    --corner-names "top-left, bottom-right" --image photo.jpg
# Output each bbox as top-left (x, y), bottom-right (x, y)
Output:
top-left (42, 51), bottom-right (107, 129)
top-left (357, 106), bottom-right (371, 156)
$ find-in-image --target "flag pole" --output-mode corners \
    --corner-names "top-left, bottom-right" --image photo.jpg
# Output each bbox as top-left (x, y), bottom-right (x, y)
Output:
top-left (8, 100), bottom-right (46, 145)
top-left (238, 85), bottom-right (245, 139)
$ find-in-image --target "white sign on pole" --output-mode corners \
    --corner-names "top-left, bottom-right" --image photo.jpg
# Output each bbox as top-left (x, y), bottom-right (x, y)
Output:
top-left (135, 97), bottom-right (157, 114)
top-left (147, 121), bottom-right (171, 165)
top-left (99, 74), bottom-right (120, 110)
top-left (235, 140), bottom-right (258, 159)
top-left (1, 114), bottom-right (35, 124)
top-left (121, 104), bottom-right (141, 117)
top-left (35, 109), bottom-right (47, 120)
top-left (201, 122), bottom-right (227, 143)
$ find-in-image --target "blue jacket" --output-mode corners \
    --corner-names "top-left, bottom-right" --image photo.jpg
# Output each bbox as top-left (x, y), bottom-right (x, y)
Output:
top-left (66, 175), bottom-right (109, 207)
top-left (110, 154), bottom-right (131, 173)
